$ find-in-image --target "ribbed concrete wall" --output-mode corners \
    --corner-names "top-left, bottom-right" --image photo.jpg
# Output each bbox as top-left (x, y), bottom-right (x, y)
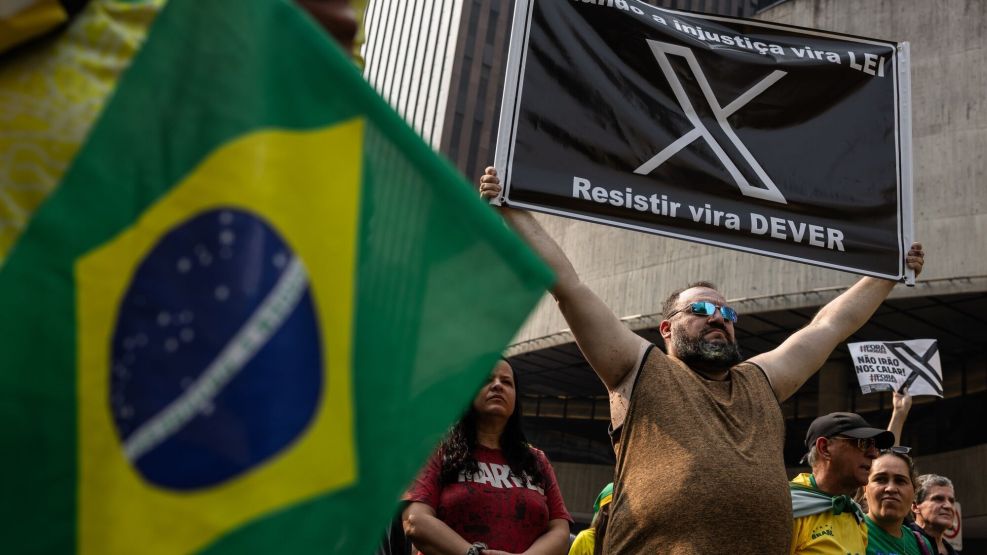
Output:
top-left (512, 0), bottom-right (987, 345)
top-left (363, 0), bottom-right (462, 147)
top-left (363, 0), bottom-right (515, 181)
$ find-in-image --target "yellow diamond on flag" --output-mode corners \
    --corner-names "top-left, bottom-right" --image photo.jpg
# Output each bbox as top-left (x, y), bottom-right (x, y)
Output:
top-left (76, 122), bottom-right (362, 555)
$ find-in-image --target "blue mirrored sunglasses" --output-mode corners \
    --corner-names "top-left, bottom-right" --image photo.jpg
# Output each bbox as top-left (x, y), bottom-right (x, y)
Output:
top-left (669, 301), bottom-right (738, 323)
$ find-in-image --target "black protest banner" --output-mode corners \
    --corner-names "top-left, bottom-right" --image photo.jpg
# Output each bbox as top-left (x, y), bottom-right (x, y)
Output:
top-left (494, 0), bottom-right (914, 280)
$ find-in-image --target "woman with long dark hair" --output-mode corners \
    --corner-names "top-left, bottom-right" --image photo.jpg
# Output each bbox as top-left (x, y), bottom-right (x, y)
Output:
top-left (403, 359), bottom-right (571, 555)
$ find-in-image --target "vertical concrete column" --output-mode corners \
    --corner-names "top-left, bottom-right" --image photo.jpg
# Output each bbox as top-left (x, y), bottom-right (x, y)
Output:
top-left (817, 360), bottom-right (849, 415)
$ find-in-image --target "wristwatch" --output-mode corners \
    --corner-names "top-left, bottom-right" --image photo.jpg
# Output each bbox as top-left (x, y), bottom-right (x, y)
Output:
top-left (466, 542), bottom-right (488, 555)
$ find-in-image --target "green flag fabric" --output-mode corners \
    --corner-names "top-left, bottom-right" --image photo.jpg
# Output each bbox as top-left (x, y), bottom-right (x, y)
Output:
top-left (0, 0), bottom-right (553, 553)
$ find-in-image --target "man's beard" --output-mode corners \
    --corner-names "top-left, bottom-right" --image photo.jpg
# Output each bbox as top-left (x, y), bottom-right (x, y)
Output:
top-left (672, 331), bottom-right (742, 370)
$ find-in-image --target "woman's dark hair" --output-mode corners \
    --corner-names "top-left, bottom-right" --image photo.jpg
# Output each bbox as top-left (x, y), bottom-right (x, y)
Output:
top-left (438, 359), bottom-right (545, 487)
top-left (592, 504), bottom-right (611, 555)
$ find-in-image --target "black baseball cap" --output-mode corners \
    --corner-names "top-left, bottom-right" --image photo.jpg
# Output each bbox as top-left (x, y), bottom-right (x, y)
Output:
top-left (803, 412), bottom-right (894, 457)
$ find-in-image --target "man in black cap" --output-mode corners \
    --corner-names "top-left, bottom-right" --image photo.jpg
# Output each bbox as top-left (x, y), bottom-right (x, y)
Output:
top-left (789, 391), bottom-right (912, 554)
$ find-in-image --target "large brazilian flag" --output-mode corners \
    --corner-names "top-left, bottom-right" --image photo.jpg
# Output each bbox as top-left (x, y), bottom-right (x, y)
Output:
top-left (0, 0), bottom-right (552, 553)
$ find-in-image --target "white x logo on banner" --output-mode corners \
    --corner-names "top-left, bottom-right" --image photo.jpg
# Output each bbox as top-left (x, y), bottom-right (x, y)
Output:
top-left (635, 40), bottom-right (789, 205)
top-left (885, 341), bottom-right (943, 396)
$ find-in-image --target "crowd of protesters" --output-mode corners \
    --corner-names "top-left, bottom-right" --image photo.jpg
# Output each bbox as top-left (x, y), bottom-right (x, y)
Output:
top-left (476, 166), bottom-right (930, 553)
top-left (378, 168), bottom-right (963, 554)
top-left (392, 367), bottom-right (960, 555)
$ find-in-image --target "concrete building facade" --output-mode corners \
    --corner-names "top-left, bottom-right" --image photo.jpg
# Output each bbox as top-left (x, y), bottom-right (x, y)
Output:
top-left (364, 0), bottom-right (987, 546)
top-left (362, 0), bottom-right (515, 180)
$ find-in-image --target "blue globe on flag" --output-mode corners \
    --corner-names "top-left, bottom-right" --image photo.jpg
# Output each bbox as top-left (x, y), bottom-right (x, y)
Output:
top-left (109, 208), bottom-right (322, 490)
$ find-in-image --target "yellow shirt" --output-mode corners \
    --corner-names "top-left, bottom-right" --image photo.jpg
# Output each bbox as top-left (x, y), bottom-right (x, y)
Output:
top-left (790, 473), bottom-right (867, 555)
top-left (568, 527), bottom-right (596, 555)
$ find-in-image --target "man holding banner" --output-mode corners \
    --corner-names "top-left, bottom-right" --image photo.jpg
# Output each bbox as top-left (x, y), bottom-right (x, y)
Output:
top-left (480, 168), bottom-right (924, 553)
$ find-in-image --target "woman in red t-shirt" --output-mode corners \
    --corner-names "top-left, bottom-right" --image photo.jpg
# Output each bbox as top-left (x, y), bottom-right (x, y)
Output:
top-left (403, 359), bottom-right (571, 555)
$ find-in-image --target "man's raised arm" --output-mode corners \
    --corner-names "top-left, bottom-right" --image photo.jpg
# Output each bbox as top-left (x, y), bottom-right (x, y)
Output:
top-left (887, 388), bottom-right (912, 446)
top-left (480, 167), bottom-right (646, 389)
top-left (750, 243), bottom-right (925, 402)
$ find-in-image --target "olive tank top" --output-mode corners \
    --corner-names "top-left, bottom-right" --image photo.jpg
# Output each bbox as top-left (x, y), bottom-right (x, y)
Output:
top-left (603, 345), bottom-right (791, 554)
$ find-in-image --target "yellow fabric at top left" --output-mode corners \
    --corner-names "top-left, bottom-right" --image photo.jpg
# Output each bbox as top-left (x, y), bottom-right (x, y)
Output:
top-left (0, 0), bottom-right (68, 54)
top-left (0, 0), bottom-right (163, 266)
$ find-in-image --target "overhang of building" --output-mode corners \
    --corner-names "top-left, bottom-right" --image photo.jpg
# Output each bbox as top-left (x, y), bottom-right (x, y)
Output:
top-left (508, 276), bottom-right (987, 467)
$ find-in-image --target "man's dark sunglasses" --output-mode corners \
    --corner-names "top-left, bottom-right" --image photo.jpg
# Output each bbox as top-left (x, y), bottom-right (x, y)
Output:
top-left (667, 301), bottom-right (738, 323)
top-left (829, 436), bottom-right (878, 451)
top-left (830, 436), bottom-right (910, 455)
